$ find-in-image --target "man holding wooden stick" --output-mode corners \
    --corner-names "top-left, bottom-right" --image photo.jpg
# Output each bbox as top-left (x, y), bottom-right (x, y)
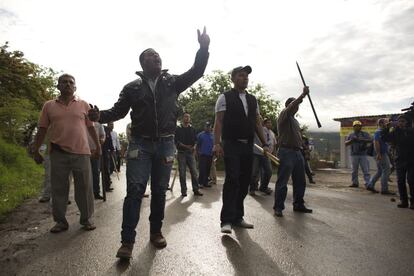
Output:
top-left (273, 88), bottom-right (313, 217)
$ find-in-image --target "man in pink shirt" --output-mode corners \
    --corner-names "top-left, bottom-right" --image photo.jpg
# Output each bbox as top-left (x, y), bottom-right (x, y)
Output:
top-left (32, 74), bottom-right (101, 233)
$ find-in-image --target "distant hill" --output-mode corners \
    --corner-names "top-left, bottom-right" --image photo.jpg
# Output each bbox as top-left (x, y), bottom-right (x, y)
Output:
top-left (307, 132), bottom-right (340, 160)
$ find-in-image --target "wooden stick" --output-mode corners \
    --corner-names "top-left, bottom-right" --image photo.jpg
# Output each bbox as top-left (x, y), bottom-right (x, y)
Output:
top-left (254, 144), bottom-right (280, 166)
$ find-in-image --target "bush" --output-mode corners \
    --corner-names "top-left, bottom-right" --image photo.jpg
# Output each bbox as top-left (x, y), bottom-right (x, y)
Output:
top-left (0, 138), bottom-right (43, 220)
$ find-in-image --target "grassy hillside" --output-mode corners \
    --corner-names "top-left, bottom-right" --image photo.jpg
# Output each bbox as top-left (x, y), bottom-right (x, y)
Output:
top-left (308, 132), bottom-right (340, 160)
top-left (0, 138), bottom-right (43, 220)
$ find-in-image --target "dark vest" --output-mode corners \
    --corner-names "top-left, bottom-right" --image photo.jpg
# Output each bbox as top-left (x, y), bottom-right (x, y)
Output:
top-left (222, 89), bottom-right (257, 141)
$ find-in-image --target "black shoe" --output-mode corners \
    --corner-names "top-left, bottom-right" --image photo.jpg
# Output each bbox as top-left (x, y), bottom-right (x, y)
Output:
top-left (194, 190), bottom-right (203, 196)
top-left (309, 179), bottom-right (316, 184)
top-left (259, 187), bottom-right (272, 195)
top-left (203, 184), bottom-right (212, 188)
top-left (349, 184), bottom-right (359, 188)
top-left (366, 186), bottom-right (379, 193)
top-left (381, 191), bottom-right (396, 195)
top-left (397, 202), bottom-right (409, 208)
top-left (293, 206), bottom-right (313, 213)
top-left (94, 194), bottom-right (104, 200)
top-left (181, 193), bottom-right (187, 197)
top-left (38, 197), bottom-right (50, 203)
top-left (105, 187), bottom-right (114, 192)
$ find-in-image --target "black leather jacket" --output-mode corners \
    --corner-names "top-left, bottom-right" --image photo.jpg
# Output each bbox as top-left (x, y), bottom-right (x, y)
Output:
top-left (99, 48), bottom-right (209, 138)
top-left (381, 127), bottom-right (414, 165)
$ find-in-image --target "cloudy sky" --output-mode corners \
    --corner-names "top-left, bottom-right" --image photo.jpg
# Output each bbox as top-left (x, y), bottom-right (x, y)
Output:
top-left (1, 0), bottom-right (413, 134)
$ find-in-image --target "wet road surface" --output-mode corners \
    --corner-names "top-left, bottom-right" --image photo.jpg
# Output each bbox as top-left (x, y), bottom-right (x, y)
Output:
top-left (3, 169), bottom-right (414, 275)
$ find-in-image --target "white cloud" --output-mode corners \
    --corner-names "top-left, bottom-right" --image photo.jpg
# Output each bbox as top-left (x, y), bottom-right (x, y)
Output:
top-left (1, 0), bottom-right (413, 134)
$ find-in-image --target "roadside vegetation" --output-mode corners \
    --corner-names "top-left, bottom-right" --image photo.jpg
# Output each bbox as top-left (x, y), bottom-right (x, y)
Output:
top-left (0, 42), bottom-right (57, 220)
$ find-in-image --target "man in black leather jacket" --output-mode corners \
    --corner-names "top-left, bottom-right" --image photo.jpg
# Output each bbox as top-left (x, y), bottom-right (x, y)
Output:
top-left (381, 115), bottom-right (414, 208)
top-left (88, 28), bottom-right (210, 259)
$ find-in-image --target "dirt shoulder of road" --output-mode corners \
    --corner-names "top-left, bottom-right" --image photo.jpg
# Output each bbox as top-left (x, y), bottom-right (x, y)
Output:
top-left (0, 169), bottom-right (399, 274)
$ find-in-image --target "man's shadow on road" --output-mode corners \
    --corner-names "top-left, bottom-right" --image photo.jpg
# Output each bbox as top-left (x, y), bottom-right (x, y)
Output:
top-left (221, 230), bottom-right (284, 276)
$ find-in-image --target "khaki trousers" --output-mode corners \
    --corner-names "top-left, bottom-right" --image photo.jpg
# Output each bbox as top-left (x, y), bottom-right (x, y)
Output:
top-left (50, 150), bottom-right (94, 225)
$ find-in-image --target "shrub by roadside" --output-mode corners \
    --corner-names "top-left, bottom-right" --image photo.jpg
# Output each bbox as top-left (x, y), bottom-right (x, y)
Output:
top-left (0, 138), bottom-right (43, 221)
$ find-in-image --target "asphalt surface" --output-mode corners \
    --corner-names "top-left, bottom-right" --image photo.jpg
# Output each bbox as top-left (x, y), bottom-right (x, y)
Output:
top-left (2, 169), bottom-right (414, 276)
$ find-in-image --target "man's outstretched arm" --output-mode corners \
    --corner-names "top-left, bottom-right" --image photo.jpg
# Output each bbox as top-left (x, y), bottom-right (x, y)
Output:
top-left (175, 27), bottom-right (210, 93)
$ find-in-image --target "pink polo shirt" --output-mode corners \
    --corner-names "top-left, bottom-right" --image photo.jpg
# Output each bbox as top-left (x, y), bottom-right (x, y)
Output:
top-left (38, 97), bottom-right (93, 155)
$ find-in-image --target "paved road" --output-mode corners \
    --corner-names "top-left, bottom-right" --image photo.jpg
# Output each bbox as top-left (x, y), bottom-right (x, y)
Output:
top-left (3, 169), bottom-right (414, 275)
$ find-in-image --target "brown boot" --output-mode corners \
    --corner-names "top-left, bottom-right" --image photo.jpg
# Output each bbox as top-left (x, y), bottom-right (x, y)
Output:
top-left (116, 243), bottom-right (134, 259)
top-left (150, 233), bottom-right (167, 248)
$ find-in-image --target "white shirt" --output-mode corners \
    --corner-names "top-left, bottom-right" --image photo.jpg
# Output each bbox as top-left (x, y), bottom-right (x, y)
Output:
top-left (215, 92), bottom-right (260, 116)
top-left (111, 131), bottom-right (121, 150)
top-left (88, 122), bottom-right (105, 151)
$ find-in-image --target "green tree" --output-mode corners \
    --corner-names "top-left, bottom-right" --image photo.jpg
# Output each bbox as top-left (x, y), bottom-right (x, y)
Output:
top-left (0, 42), bottom-right (58, 145)
top-left (178, 70), bottom-right (281, 132)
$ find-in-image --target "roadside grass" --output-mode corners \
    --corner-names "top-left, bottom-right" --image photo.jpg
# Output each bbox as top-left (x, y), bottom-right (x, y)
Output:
top-left (0, 138), bottom-right (43, 221)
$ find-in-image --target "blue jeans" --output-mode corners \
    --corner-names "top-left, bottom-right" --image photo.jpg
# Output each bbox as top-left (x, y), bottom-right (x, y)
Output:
top-left (121, 136), bottom-right (175, 243)
top-left (177, 151), bottom-right (199, 193)
top-left (368, 154), bottom-right (390, 192)
top-left (220, 140), bottom-right (253, 224)
top-left (274, 148), bottom-right (306, 211)
top-left (351, 155), bottom-right (371, 186)
top-left (250, 154), bottom-right (272, 191)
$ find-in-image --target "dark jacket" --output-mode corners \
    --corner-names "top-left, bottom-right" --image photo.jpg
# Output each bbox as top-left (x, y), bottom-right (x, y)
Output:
top-left (175, 125), bottom-right (197, 152)
top-left (99, 49), bottom-right (209, 138)
top-left (222, 89), bottom-right (257, 141)
top-left (381, 127), bottom-right (414, 165)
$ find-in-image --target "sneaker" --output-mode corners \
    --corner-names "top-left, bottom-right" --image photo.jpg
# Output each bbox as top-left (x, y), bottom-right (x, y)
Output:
top-left (274, 210), bottom-right (283, 217)
top-left (233, 219), bottom-right (254, 229)
top-left (194, 190), bottom-right (203, 196)
top-left (366, 186), bottom-right (379, 193)
top-left (150, 233), bottom-right (167, 248)
top-left (50, 222), bottom-right (69, 233)
top-left (221, 223), bottom-right (232, 234)
top-left (397, 202), bottom-right (409, 208)
top-left (116, 243), bottom-right (134, 259)
top-left (293, 206), bottom-right (313, 213)
top-left (381, 191), bottom-right (396, 195)
top-left (82, 222), bottom-right (96, 231)
top-left (349, 184), bottom-right (359, 188)
top-left (39, 197), bottom-right (50, 203)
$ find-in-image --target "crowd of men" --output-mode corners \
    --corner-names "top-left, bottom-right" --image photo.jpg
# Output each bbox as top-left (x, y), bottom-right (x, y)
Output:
top-left (30, 27), bottom-right (413, 261)
top-left (346, 116), bottom-right (414, 208)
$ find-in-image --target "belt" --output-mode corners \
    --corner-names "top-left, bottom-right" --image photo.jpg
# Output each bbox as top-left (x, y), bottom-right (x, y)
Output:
top-left (140, 135), bottom-right (174, 142)
top-left (280, 145), bottom-right (302, 151)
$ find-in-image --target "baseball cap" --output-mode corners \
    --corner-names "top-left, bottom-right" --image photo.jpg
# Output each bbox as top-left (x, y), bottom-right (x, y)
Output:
top-left (231, 65), bottom-right (252, 78)
top-left (352, 120), bottom-right (362, 126)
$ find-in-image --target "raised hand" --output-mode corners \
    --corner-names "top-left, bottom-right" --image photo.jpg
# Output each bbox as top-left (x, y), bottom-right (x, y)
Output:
top-left (197, 26), bottom-right (210, 50)
top-left (88, 104), bottom-right (100, 122)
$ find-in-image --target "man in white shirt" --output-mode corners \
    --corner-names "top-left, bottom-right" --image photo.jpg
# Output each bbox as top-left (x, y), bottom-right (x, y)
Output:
top-left (108, 122), bottom-right (121, 173)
